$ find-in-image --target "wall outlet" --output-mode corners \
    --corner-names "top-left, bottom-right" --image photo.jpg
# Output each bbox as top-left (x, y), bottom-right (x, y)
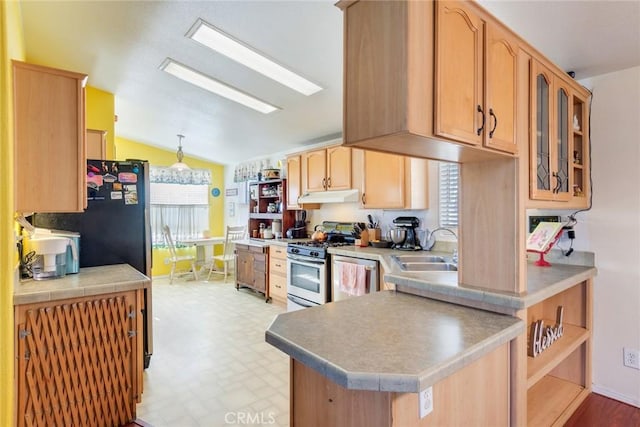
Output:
top-left (419, 386), bottom-right (433, 419)
top-left (623, 347), bottom-right (640, 369)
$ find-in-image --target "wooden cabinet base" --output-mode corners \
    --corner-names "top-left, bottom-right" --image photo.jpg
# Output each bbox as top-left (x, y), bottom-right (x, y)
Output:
top-left (236, 244), bottom-right (269, 301)
top-left (290, 343), bottom-right (509, 427)
top-left (15, 290), bottom-right (142, 427)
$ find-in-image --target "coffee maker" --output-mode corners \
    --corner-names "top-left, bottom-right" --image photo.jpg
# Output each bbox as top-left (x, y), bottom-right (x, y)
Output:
top-left (392, 216), bottom-right (422, 250)
top-left (287, 210), bottom-right (308, 239)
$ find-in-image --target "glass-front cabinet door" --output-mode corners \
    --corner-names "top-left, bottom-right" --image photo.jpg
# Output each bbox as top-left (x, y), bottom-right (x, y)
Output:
top-left (531, 63), bottom-right (553, 200)
top-left (530, 61), bottom-right (571, 201)
top-left (554, 84), bottom-right (571, 200)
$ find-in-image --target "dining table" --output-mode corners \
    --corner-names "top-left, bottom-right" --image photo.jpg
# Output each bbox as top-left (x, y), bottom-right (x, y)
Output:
top-left (177, 236), bottom-right (226, 273)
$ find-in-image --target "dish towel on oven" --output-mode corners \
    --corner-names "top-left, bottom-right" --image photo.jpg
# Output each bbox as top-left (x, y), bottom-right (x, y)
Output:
top-left (339, 262), bottom-right (367, 296)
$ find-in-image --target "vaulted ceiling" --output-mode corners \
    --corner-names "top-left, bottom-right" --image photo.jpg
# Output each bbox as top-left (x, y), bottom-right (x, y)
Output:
top-left (20, 1), bottom-right (640, 165)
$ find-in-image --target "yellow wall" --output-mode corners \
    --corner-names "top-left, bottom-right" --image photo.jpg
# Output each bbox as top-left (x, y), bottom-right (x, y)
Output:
top-left (115, 137), bottom-right (226, 277)
top-left (86, 86), bottom-right (115, 159)
top-left (1, 1), bottom-right (25, 424)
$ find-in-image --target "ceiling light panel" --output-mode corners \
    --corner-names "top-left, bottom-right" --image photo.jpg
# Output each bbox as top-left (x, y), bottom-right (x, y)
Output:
top-left (187, 19), bottom-right (323, 96)
top-left (160, 59), bottom-right (279, 114)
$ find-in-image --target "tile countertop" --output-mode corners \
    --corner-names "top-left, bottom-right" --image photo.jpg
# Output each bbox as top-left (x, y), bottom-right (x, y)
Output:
top-left (327, 246), bottom-right (597, 312)
top-left (14, 264), bottom-right (151, 305)
top-left (266, 290), bottom-right (524, 393)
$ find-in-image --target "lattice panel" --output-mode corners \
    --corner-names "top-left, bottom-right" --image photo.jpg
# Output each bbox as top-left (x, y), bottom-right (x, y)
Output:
top-left (17, 296), bottom-right (135, 427)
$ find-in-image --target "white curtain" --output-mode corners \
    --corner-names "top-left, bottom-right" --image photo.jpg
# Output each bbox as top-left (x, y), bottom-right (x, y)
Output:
top-left (151, 205), bottom-right (209, 244)
top-left (149, 180), bottom-right (210, 245)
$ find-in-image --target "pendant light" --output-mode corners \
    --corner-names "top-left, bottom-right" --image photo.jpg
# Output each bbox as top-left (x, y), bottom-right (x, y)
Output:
top-left (169, 134), bottom-right (191, 171)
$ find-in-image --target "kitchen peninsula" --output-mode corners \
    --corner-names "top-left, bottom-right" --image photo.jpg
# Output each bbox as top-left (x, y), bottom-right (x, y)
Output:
top-left (266, 247), bottom-right (596, 426)
top-left (266, 291), bottom-right (524, 427)
top-left (14, 264), bottom-right (150, 427)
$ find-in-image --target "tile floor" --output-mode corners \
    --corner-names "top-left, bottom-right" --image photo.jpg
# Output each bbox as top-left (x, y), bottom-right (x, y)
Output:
top-left (136, 275), bottom-right (289, 427)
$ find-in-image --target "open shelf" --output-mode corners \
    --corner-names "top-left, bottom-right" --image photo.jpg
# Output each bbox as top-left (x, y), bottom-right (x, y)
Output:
top-left (527, 375), bottom-right (589, 427)
top-left (249, 213), bottom-right (283, 220)
top-left (248, 179), bottom-right (295, 238)
top-left (527, 322), bottom-right (590, 388)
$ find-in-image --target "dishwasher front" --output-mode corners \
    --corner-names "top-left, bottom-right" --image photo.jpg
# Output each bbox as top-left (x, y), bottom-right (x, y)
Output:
top-left (331, 255), bottom-right (379, 301)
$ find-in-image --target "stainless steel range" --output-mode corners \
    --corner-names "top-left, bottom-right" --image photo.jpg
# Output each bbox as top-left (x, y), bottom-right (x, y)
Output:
top-left (286, 222), bottom-right (356, 311)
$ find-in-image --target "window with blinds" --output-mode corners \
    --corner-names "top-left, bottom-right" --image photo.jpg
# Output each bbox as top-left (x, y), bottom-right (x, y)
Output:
top-left (439, 162), bottom-right (459, 228)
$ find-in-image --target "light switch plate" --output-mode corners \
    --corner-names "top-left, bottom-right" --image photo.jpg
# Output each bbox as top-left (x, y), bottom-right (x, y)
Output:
top-left (419, 386), bottom-right (433, 418)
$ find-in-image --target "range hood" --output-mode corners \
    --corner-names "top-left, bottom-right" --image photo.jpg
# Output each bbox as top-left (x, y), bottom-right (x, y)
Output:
top-left (297, 189), bottom-right (360, 204)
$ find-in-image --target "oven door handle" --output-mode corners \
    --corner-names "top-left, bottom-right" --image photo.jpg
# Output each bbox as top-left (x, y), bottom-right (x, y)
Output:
top-left (287, 294), bottom-right (317, 308)
top-left (287, 254), bottom-right (326, 265)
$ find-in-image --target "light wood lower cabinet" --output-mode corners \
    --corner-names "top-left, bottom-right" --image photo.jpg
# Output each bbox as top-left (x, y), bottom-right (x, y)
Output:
top-left (269, 245), bottom-right (288, 305)
top-left (291, 343), bottom-right (509, 427)
top-left (15, 290), bottom-right (143, 427)
top-left (236, 244), bottom-right (269, 301)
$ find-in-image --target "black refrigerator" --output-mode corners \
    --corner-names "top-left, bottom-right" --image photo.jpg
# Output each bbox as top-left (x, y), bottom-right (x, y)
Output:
top-left (33, 159), bottom-right (153, 368)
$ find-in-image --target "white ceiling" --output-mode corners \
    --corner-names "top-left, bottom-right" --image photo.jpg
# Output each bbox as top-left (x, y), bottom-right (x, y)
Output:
top-left (21, 1), bottom-right (640, 166)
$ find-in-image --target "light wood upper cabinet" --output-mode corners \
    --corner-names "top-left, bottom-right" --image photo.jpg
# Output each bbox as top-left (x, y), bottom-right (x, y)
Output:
top-left (484, 23), bottom-right (518, 153)
top-left (13, 61), bottom-right (87, 213)
top-left (530, 61), bottom-right (571, 202)
top-left (358, 150), bottom-right (429, 210)
top-left (570, 91), bottom-right (590, 206)
top-left (303, 146), bottom-right (351, 192)
top-left (338, 0), bottom-right (519, 162)
top-left (304, 149), bottom-right (327, 192)
top-left (435, 2), bottom-right (518, 154)
top-left (342, 0), bottom-right (410, 145)
top-left (86, 129), bottom-right (107, 160)
top-left (326, 146), bottom-right (351, 190)
top-left (526, 56), bottom-right (591, 208)
top-left (362, 151), bottom-right (405, 209)
top-left (286, 155), bottom-right (302, 210)
top-left (435, 1), bottom-right (483, 146)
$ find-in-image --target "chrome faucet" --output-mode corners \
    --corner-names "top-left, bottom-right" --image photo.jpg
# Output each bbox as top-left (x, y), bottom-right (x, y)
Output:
top-left (424, 228), bottom-right (458, 262)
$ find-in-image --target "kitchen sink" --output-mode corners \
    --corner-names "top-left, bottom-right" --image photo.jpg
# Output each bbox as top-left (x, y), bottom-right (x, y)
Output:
top-left (391, 255), bottom-right (446, 263)
top-left (391, 255), bottom-right (457, 272)
top-left (398, 262), bottom-right (458, 272)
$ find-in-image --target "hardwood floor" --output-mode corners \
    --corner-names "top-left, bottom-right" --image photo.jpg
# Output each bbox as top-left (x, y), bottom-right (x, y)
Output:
top-left (565, 393), bottom-right (640, 427)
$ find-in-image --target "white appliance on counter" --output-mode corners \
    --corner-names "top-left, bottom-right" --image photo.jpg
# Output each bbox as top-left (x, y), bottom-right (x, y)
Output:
top-left (331, 255), bottom-right (378, 301)
top-left (24, 235), bottom-right (76, 280)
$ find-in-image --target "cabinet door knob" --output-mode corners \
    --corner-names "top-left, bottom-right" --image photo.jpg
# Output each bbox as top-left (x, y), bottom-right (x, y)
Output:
top-left (489, 108), bottom-right (497, 138)
top-left (322, 178), bottom-right (327, 189)
top-left (362, 193), bottom-right (366, 205)
top-left (327, 177), bottom-right (331, 188)
top-left (476, 105), bottom-right (485, 136)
